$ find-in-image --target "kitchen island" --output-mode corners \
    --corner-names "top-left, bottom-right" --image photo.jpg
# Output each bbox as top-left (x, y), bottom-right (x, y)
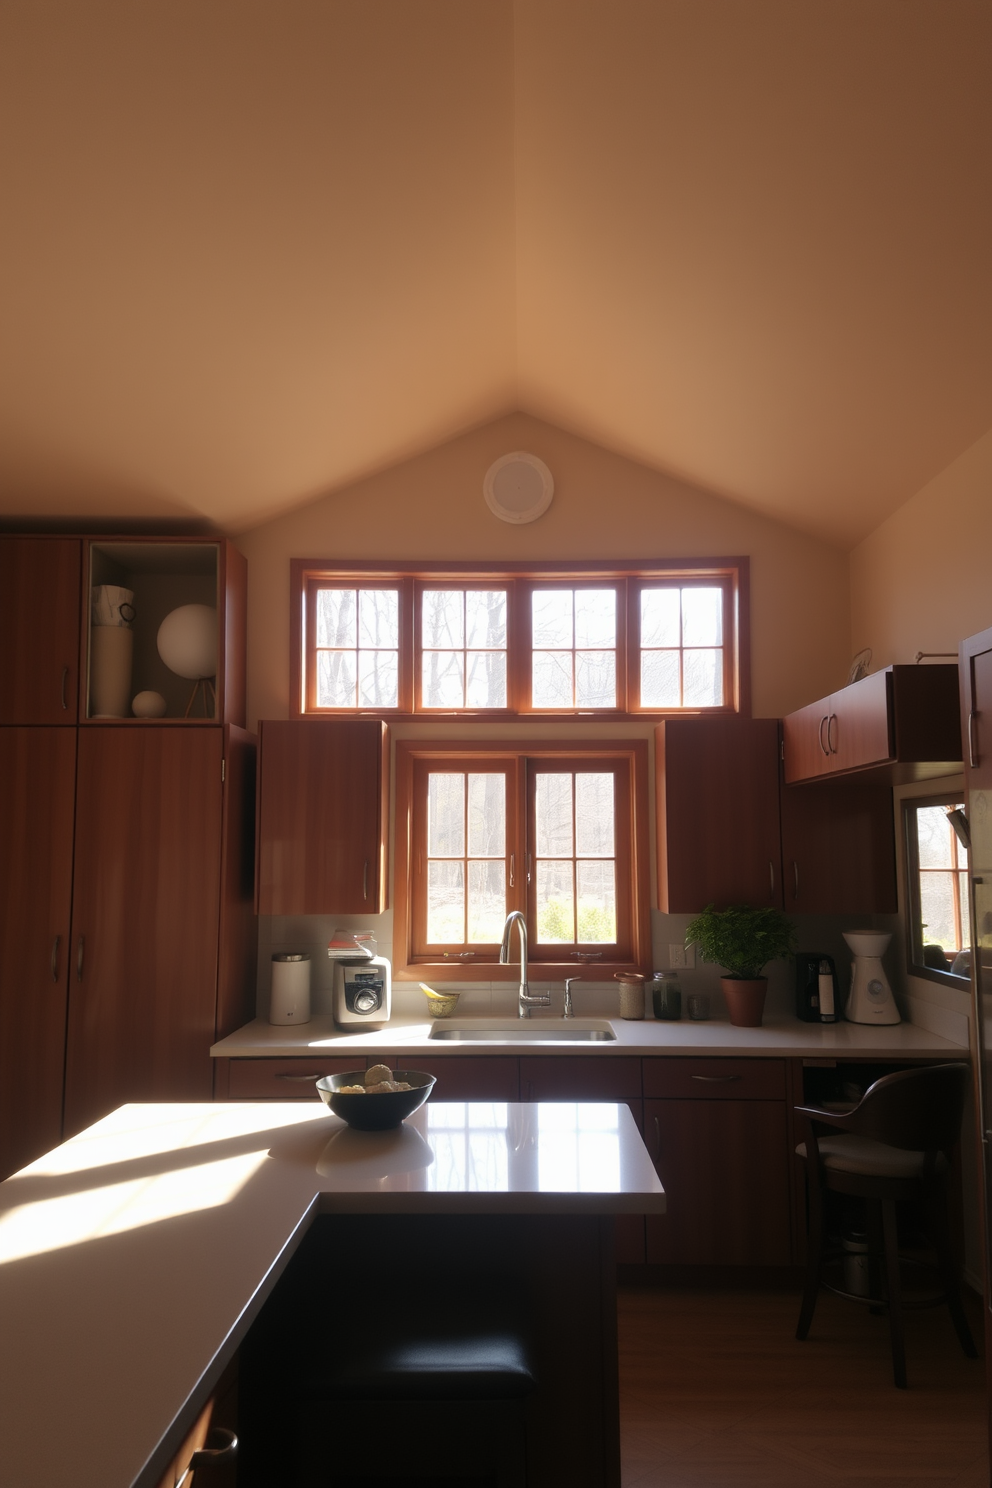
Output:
top-left (0, 1099), bottom-right (663, 1488)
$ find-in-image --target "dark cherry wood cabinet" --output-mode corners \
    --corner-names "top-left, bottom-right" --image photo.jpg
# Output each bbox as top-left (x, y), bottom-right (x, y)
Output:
top-left (656, 718), bottom-right (782, 912)
top-left (643, 1057), bottom-right (792, 1266)
top-left (0, 728), bottom-right (77, 1178)
top-left (783, 665), bottom-right (961, 785)
top-left (256, 719), bottom-right (389, 915)
top-left (62, 727), bottom-right (255, 1137)
top-left (397, 1057), bottom-right (520, 1102)
top-left (0, 538), bottom-right (82, 724)
top-left (780, 776), bottom-right (897, 914)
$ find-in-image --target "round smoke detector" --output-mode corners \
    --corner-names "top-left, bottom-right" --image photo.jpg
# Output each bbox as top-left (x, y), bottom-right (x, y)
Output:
top-left (483, 451), bottom-right (554, 524)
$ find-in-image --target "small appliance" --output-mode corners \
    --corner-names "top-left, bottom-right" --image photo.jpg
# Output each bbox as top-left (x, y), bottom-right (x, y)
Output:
top-left (269, 952), bottom-right (311, 1026)
top-left (795, 952), bottom-right (838, 1023)
top-left (328, 932), bottom-right (391, 1029)
top-left (843, 930), bottom-right (901, 1025)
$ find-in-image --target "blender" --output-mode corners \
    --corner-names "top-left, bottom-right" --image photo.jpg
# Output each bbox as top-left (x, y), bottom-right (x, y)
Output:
top-left (843, 930), bottom-right (901, 1025)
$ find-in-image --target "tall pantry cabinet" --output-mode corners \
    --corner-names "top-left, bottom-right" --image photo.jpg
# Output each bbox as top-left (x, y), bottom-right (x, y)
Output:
top-left (0, 536), bottom-right (256, 1176)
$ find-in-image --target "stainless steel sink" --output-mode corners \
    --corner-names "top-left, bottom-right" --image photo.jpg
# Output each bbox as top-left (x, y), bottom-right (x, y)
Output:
top-left (428, 1019), bottom-right (616, 1043)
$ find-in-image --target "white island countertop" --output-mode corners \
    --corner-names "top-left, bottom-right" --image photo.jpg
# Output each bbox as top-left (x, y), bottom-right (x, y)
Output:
top-left (0, 1099), bottom-right (662, 1488)
top-left (211, 1012), bottom-right (966, 1060)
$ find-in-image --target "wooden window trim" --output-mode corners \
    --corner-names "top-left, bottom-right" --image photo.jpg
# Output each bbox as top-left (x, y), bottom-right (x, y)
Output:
top-left (393, 738), bottom-right (652, 982)
top-left (291, 557), bottom-right (750, 719)
top-left (902, 793), bottom-right (970, 989)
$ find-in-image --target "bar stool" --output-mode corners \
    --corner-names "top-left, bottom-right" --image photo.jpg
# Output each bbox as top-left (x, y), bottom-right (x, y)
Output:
top-left (794, 1062), bottom-right (978, 1388)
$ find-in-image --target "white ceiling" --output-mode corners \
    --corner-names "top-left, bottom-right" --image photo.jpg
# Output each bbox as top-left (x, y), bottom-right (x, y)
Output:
top-left (0, 0), bottom-right (988, 547)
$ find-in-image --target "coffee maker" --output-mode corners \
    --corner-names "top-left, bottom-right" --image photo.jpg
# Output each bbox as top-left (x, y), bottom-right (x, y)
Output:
top-left (795, 952), bottom-right (838, 1023)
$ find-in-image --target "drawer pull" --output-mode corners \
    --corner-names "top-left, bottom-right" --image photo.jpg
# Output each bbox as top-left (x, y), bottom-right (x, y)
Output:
top-left (61, 666), bottom-right (69, 711)
top-left (690, 1074), bottom-right (741, 1083)
top-left (51, 935), bottom-right (60, 983)
top-left (276, 1071), bottom-right (331, 1081)
top-left (76, 935), bottom-right (84, 981)
top-left (818, 714), bottom-right (829, 755)
top-left (653, 1115), bottom-right (660, 1156)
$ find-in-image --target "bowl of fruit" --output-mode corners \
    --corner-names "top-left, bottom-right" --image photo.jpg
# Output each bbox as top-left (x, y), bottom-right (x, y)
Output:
top-left (315, 1064), bottom-right (436, 1131)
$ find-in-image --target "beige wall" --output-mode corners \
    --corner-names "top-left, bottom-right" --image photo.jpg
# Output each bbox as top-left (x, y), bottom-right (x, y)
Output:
top-left (850, 426), bottom-right (992, 666)
top-left (236, 412), bottom-right (849, 728)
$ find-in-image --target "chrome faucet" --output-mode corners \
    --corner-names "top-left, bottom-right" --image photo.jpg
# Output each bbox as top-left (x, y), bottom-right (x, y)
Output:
top-left (563, 977), bottom-right (581, 1019)
top-left (499, 911), bottom-right (550, 1018)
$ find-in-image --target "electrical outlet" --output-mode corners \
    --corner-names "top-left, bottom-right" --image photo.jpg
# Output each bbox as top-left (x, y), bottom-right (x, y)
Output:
top-left (669, 943), bottom-right (694, 969)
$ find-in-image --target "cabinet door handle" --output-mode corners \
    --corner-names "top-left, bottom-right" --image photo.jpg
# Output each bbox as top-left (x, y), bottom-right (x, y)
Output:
top-left (76, 936), bottom-right (84, 981)
top-left (363, 859), bottom-right (369, 901)
top-left (653, 1115), bottom-right (661, 1157)
top-left (968, 711), bottom-right (978, 769)
top-left (276, 1071), bottom-right (331, 1082)
top-left (768, 860), bottom-right (775, 896)
top-left (522, 1079), bottom-right (533, 1101)
top-left (179, 1428), bottom-right (238, 1485)
top-left (509, 853), bottom-right (515, 889)
top-left (691, 1073), bottom-right (741, 1083)
top-left (51, 935), bottom-right (60, 983)
top-left (827, 712), bottom-right (838, 754)
top-left (60, 666), bottom-right (69, 711)
top-left (818, 715), bottom-right (829, 755)
top-left (793, 861), bottom-right (799, 900)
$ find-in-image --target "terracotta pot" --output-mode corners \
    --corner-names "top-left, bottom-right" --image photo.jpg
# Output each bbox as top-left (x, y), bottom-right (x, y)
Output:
top-left (720, 976), bottom-right (767, 1028)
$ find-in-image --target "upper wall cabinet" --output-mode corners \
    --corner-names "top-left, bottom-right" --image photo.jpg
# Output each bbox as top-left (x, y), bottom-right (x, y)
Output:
top-left (83, 539), bottom-right (246, 726)
top-left (0, 538), bottom-right (82, 724)
top-left (782, 665), bottom-right (961, 785)
top-left (256, 720), bottom-right (390, 915)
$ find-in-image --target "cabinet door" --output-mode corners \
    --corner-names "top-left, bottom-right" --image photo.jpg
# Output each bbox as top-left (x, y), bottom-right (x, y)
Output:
top-left (63, 729), bottom-right (223, 1136)
top-left (644, 1098), bottom-right (792, 1265)
top-left (401, 1057), bottom-right (519, 1101)
top-left (782, 697), bottom-right (833, 784)
top-left (827, 669), bottom-right (893, 773)
top-left (257, 720), bottom-right (387, 914)
top-left (0, 538), bottom-right (81, 724)
top-left (656, 718), bottom-right (782, 911)
top-left (0, 729), bottom-right (76, 1177)
top-left (781, 778), bottom-right (897, 914)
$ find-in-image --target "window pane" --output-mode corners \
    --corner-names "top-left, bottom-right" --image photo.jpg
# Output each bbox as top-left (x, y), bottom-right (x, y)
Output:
top-left (683, 649), bottom-right (723, 707)
top-left (317, 589), bottom-right (356, 648)
top-left (533, 651), bottom-right (573, 707)
top-left (575, 773), bottom-right (614, 857)
top-left (575, 590), bottom-right (616, 647)
top-left (681, 587), bottom-right (723, 647)
top-left (427, 860), bottom-right (464, 943)
top-left (466, 590), bottom-right (506, 648)
top-left (466, 651), bottom-right (507, 708)
top-left (920, 872), bottom-right (957, 953)
top-left (536, 860), bottom-right (574, 942)
top-left (576, 860), bottom-right (616, 942)
top-left (423, 590), bottom-right (464, 649)
top-left (317, 649), bottom-right (356, 707)
top-left (917, 807), bottom-right (954, 868)
top-left (468, 773), bottom-right (505, 857)
top-left (575, 650), bottom-right (616, 707)
top-left (641, 649), bottom-right (680, 707)
top-left (428, 773), bottom-right (464, 857)
top-left (423, 650), bottom-right (465, 708)
top-left (468, 860), bottom-right (506, 942)
top-left (358, 649), bottom-right (398, 708)
top-left (640, 589), bottom-right (680, 648)
top-left (532, 591), bottom-right (573, 647)
top-left (359, 589), bottom-right (399, 648)
top-left (536, 773), bottom-right (573, 856)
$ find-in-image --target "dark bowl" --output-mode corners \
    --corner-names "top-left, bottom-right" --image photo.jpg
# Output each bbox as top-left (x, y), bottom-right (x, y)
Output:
top-left (315, 1070), bottom-right (436, 1131)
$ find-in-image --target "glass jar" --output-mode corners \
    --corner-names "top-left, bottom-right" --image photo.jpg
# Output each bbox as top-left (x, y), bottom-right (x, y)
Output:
top-left (652, 971), bottom-right (682, 1020)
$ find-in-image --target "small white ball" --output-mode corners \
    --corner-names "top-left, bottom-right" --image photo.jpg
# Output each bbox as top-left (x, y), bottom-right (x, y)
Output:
top-left (132, 690), bottom-right (167, 718)
top-left (157, 604), bottom-right (218, 680)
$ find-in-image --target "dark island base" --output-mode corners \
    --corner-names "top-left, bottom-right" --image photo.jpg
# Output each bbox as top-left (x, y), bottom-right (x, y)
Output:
top-left (237, 1213), bottom-right (620, 1488)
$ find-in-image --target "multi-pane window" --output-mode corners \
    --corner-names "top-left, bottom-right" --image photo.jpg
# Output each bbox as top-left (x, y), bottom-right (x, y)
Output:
top-left (908, 799), bottom-right (970, 975)
top-left (313, 587), bottom-right (400, 708)
top-left (530, 589), bottom-right (617, 709)
top-left (639, 585), bottom-right (724, 708)
top-left (422, 768), bottom-right (509, 947)
top-left (533, 771), bottom-right (616, 944)
top-left (296, 562), bottom-right (744, 716)
top-left (421, 589), bottom-right (508, 709)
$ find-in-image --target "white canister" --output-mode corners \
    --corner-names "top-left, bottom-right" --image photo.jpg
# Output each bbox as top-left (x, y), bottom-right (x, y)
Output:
top-left (270, 953), bottom-right (311, 1025)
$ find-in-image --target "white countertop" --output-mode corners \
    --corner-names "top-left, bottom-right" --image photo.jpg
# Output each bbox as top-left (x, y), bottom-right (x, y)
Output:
top-left (0, 1099), bottom-right (662, 1488)
top-left (211, 1012), bottom-right (966, 1060)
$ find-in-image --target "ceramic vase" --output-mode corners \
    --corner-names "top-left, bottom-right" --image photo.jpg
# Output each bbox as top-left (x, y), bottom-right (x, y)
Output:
top-left (90, 626), bottom-right (133, 717)
top-left (721, 976), bottom-right (767, 1027)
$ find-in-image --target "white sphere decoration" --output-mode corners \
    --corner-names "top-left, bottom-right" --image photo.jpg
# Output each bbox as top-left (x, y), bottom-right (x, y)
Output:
top-left (132, 690), bottom-right (167, 719)
top-left (157, 604), bottom-right (218, 680)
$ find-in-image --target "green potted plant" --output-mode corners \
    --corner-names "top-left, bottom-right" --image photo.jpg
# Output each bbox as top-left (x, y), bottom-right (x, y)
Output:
top-left (685, 904), bottom-right (796, 1027)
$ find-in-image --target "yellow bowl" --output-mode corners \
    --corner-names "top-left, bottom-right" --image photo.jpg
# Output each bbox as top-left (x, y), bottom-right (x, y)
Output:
top-left (421, 984), bottom-right (460, 1019)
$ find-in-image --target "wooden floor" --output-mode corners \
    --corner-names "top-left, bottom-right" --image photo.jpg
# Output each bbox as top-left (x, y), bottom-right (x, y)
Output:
top-left (617, 1281), bottom-right (988, 1488)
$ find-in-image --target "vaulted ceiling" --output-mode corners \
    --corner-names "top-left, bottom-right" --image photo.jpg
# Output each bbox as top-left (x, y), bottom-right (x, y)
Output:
top-left (0, 1), bottom-right (989, 546)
